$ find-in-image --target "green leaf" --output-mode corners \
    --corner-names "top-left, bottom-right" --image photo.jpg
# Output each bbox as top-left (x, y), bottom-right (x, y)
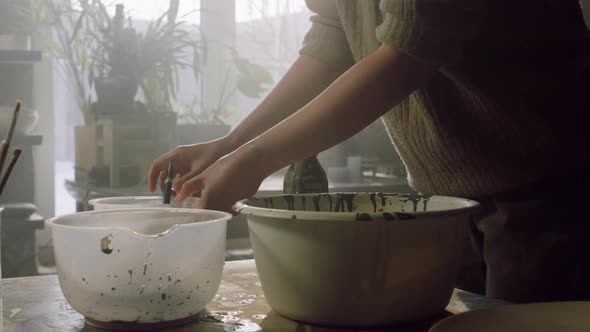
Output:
top-left (237, 79), bottom-right (267, 98)
top-left (69, 3), bottom-right (87, 43)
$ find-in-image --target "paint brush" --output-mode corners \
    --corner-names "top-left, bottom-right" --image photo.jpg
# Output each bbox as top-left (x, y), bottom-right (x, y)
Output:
top-left (0, 148), bottom-right (22, 196)
top-left (0, 100), bottom-right (21, 175)
top-left (163, 160), bottom-right (173, 204)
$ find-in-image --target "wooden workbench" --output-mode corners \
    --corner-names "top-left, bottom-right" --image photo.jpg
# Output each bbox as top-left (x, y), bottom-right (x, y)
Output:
top-left (1, 259), bottom-right (507, 331)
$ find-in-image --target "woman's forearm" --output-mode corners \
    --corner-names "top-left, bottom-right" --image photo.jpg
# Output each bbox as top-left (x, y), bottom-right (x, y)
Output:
top-left (240, 45), bottom-right (437, 177)
top-left (223, 55), bottom-right (347, 151)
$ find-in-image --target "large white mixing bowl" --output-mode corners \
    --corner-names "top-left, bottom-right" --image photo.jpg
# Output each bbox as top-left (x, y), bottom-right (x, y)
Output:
top-left (234, 193), bottom-right (480, 326)
top-left (46, 208), bottom-right (230, 329)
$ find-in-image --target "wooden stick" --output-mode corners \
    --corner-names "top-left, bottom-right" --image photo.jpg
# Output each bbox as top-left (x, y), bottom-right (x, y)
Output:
top-left (0, 141), bottom-right (7, 178)
top-left (0, 148), bottom-right (22, 197)
top-left (0, 100), bottom-right (21, 175)
top-left (6, 100), bottom-right (21, 145)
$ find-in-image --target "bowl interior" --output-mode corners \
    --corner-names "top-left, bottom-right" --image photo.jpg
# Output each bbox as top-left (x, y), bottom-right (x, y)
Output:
top-left (239, 193), bottom-right (478, 215)
top-left (50, 209), bottom-right (228, 236)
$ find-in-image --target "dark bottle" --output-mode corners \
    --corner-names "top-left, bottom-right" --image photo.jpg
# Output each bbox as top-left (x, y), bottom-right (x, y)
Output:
top-left (283, 155), bottom-right (329, 194)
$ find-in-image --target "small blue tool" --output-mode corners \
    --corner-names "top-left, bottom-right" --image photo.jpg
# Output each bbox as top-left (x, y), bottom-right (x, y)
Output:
top-left (163, 160), bottom-right (173, 204)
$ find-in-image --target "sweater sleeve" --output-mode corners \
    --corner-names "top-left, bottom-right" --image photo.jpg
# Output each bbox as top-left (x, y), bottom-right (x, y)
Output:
top-left (377, 0), bottom-right (486, 66)
top-left (299, 0), bottom-right (355, 69)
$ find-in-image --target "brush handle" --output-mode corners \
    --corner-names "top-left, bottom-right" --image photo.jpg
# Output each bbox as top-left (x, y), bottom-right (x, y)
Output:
top-left (0, 149), bottom-right (22, 197)
top-left (6, 100), bottom-right (21, 146)
top-left (0, 140), bottom-right (8, 176)
top-left (163, 161), bottom-right (173, 204)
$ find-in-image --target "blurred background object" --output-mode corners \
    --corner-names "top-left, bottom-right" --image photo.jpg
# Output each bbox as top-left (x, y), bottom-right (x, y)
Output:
top-left (0, 0), bottom-right (411, 277)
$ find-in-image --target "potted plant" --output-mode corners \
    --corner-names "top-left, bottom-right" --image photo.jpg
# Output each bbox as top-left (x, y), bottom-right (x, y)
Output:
top-left (26, 0), bottom-right (273, 185)
top-left (27, 0), bottom-right (193, 121)
top-left (176, 46), bottom-right (274, 145)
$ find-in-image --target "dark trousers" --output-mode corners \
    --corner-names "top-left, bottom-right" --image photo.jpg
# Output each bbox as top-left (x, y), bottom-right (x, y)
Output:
top-left (456, 168), bottom-right (590, 303)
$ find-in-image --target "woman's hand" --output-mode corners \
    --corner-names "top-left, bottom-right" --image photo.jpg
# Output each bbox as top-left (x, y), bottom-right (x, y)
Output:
top-left (174, 145), bottom-right (272, 213)
top-left (148, 138), bottom-right (232, 194)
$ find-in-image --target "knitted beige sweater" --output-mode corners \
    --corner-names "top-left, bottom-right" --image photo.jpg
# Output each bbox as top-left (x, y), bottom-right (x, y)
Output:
top-left (301, 0), bottom-right (590, 198)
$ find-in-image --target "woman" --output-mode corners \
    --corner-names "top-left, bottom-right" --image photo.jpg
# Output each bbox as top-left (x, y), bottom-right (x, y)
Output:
top-left (149, 0), bottom-right (590, 303)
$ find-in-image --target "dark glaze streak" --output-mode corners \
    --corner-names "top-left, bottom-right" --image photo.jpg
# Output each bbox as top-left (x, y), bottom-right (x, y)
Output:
top-left (300, 196), bottom-right (306, 211)
top-left (400, 194), bottom-right (423, 212)
top-left (335, 196), bottom-right (343, 212)
top-left (283, 195), bottom-right (295, 210)
top-left (327, 194), bottom-right (333, 212)
top-left (421, 195), bottom-right (432, 212)
top-left (143, 263), bottom-right (148, 276)
top-left (312, 195), bottom-right (321, 211)
top-left (168, 275), bottom-right (172, 282)
top-left (370, 193), bottom-right (377, 213)
top-left (173, 279), bottom-right (181, 286)
top-left (335, 193), bottom-right (356, 212)
top-left (264, 197), bottom-right (275, 209)
top-left (100, 234), bottom-right (113, 254)
top-left (378, 193), bottom-right (387, 207)
top-left (161, 293), bottom-right (167, 301)
top-left (128, 269), bottom-right (133, 285)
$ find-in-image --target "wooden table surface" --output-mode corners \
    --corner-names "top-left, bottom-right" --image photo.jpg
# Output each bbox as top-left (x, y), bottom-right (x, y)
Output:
top-left (1, 259), bottom-right (507, 331)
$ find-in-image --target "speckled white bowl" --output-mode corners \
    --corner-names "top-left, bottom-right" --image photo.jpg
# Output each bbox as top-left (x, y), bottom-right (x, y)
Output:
top-left (234, 193), bottom-right (480, 326)
top-left (46, 208), bottom-right (230, 328)
top-left (89, 196), bottom-right (200, 211)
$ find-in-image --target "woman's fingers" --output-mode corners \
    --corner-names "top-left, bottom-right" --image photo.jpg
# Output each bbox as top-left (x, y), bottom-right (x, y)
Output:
top-left (175, 176), bottom-right (204, 203)
top-left (148, 155), bottom-right (172, 192)
top-left (173, 167), bottom-right (203, 193)
top-left (198, 188), bottom-right (238, 215)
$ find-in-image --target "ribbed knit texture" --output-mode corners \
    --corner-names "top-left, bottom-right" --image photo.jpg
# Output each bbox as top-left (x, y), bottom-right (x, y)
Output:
top-left (301, 0), bottom-right (590, 198)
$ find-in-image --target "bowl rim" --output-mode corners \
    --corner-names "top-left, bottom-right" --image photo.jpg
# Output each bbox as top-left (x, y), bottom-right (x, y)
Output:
top-left (46, 208), bottom-right (231, 238)
top-left (88, 195), bottom-right (164, 206)
top-left (88, 195), bottom-right (200, 207)
top-left (233, 192), bottom-right (481, 221)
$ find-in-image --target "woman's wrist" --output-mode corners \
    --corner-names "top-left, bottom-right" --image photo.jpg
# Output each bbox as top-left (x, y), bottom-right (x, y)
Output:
top-left (213, 133), bottom-right (238, 156)
top-left (230, 142), bottom-right (278, 182)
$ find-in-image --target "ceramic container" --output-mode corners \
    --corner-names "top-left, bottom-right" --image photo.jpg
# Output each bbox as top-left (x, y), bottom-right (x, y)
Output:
top-left (46, 208), bottom-right (230, 328)
top-left (89, 195), bottom-right (200, 210)
top-left (234, 193), bottom-right (480, 326)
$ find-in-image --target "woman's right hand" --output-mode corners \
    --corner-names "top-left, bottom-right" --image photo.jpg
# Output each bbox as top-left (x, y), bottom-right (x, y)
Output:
top-left (148, 138), bottom-right (232, 194)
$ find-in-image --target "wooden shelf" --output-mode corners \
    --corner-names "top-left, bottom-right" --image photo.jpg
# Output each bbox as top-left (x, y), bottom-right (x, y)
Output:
top-left (11, 135), bottom-right (43, 146)
top-left (0, 50), bottom-right (42, 64)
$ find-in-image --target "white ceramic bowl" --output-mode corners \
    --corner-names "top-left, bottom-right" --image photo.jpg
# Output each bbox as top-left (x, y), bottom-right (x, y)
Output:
top-left (234, 193), bottom-right (480, 326)
top-left (89, 196), bottom-right (200, 211)
top-left (46, 208), bottom-right (230, 328)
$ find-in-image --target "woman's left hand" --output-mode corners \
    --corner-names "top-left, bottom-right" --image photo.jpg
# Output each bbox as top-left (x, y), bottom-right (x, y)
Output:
top-left (173, 145), bottom-right (271, 214)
